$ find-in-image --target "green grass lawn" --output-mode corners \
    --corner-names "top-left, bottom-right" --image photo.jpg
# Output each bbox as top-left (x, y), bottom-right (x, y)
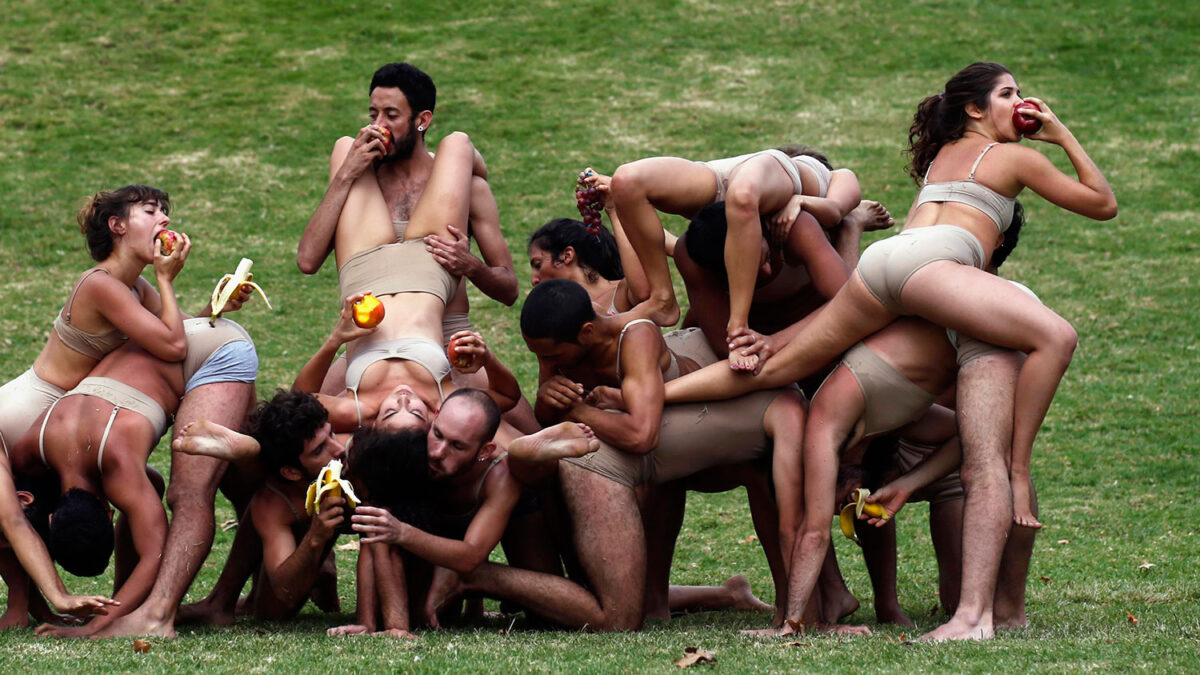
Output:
top-left (2, 0), bottom-right (1199, 670)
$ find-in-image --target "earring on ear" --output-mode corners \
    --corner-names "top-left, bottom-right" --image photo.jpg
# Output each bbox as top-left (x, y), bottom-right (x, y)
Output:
top-left (417, 125), bottom-right (425, 131)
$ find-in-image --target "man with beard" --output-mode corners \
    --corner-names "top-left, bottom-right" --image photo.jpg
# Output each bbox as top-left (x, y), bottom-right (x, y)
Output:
top-left (296, 63), bottom-right (534, 430)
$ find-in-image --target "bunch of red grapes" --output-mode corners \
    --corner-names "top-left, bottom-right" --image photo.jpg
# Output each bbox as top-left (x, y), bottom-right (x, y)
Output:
top-left (575, 171), bottom-right (605, 234)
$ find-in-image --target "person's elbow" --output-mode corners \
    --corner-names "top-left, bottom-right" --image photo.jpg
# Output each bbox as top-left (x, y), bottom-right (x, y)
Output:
top-left (1094, 197), bottom-right (1118, 221)
top-left (296, 249), bottom-right (322, 275)
top-left (624, 426), bottom-right (659, 455)
top-left (151, 337), bottom-right (188, 363)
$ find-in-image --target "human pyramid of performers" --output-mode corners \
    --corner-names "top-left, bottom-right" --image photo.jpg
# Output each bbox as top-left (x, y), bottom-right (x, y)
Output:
top-left (0, 60), bottom-right (1116, 642)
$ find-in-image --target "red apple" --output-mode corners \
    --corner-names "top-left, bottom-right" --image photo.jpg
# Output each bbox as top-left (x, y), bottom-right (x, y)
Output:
top-left (156, 230), bottom-right (180, 255)
top-left (352, 293), bottom-right (385, 328)
top-left (447, 336), bottom-right (471, 369)
top-left (1012, 102), bottom-right (1042, 136)
top-left (373, 125), bottom-right (394, 155)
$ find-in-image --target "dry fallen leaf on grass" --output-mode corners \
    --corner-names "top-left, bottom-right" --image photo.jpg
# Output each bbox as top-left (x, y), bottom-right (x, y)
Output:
top-left (133, 639), bottom-right (151, 654)
top-left (338, 539), bottom-right (361, 551)
top-left (1138, 562), bottom-right (1155, 571)
top-left (674, 647), bottom-right (716, 668)
top-left (1040, 576), bottom-right (1052, 583)
top-left (739, 534), bottom-right (758, 544)
top-left (782, 641), bottom-right (811, 648)
top-left (1127, 611), bottom-right (1138, 625)
top-left (220, 519), bottom-right (239, 532)
top-left (1057, 539), bottom-right (1071, 544)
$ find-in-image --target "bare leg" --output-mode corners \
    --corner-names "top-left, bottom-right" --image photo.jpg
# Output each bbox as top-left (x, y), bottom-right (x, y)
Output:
top-left (403, 132), bottom-right (478, 241)
top-left (178, 508), bottom-right (261, 626)
top-left (921, 353), bottom-right (1017, 641)
top-left (93, 381), bottom-right (254, 639)
top-left (112, 513), bottom-right (135, 595)
top-left (459, 463), bottom-right (645, 630)
top-left (994, 483), bottom-right (1037, 629)
top-left (173, 420), bottom-right (260, 463)
top-left (856, 518), bottom-right (913, 626)
top-left (929, 498), bottom-right (964, 616)
top-left (816, 543), bottom-right (859, 623)
top-left (901, 262), bottom-right (1075, 531)
top-left (506, 422), bottom-right (598, 465)
top-left (665, 274), bottom-right (895, 403)
top-left (611, 157), bottom-right (718, 326)
top-left (0, 549), bottom-right (32, 630)
top-left (669, 575), bottom-right (773, 614)
top-left (641, 483), bottom-right (685, 620)
top-left (723, 155), bottom-right (800, 367)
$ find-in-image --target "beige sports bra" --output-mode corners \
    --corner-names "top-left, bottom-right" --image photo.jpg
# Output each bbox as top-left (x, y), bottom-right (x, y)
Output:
top-left (53, 268), bottom-right (132, 360)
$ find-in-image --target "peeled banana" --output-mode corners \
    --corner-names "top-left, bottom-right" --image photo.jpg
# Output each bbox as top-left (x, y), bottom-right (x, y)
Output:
top-left (210, 258), bottom-right (272, 326)
top-left (838, 488), bottom-right (890, 545)
top-left (305, 458), bottom-right (360, 516)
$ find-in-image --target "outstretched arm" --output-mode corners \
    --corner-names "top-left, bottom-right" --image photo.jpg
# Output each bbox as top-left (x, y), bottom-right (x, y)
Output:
top-left (0, 459), bottom-right (116, 617)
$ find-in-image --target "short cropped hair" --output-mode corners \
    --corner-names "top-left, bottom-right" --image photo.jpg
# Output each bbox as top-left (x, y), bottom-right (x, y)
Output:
top-left (520, 279), bottom-right (596, 345)
top-left (443, 388), bottom-right (501, 446)
top-left (47, 488), bottom-right (114, 577)
top-left (249, 389), bottom-right (329, 476)
top-left (370, 62), bottom-right (436, 115)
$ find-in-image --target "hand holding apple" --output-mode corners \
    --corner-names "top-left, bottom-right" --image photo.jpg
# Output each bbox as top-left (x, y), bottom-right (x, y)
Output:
top-left (447, 330), bottom-right (486, 373)
top-left (156, 230), bottom-right (181, 255)
top-left (372, 125), bottom-right (394, 155)
top-left (352, 293), bottom-right (385, 328)
top-left (1012, 101), bottom-right (1043, 136)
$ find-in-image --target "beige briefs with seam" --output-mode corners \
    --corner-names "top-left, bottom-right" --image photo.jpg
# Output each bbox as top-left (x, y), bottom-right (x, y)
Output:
top-left (338, 240), bottom-right (457, 305)
top-left (896, 437), bottom-right (964, 505)
top-left (561, 389), bottom-right (781, 488)
top-left (856, 225), bottom-right (986, 315)
top-left (701, 149), bottom-right (806, 203)
top-left (834, 342), bottom-right (937, 437)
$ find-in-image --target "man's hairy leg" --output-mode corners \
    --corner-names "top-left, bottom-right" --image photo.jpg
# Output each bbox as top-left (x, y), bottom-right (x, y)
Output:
top-left (94, 381), bottom-right (253, 638)
top-left (922, 355), bottom-right (1015, 642)
top-left (463, 463), bottom-right (646, 630)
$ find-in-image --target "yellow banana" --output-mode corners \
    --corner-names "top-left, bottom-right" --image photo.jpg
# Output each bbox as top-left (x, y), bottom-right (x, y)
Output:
top-left (304, 458), bottom-right (360, 516)
top-left (837, 488), bottom-right (890, 545)
top-left (210, 258), bottom-right (272, 326)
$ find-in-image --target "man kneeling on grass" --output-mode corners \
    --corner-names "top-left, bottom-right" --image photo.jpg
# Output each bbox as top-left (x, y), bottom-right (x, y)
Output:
top-left (331, 389), bottom-right (591, 637)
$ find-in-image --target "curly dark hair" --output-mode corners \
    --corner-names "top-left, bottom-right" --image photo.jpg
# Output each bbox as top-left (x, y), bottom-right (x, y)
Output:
top-left (345, 428), bottom-right (435, 531)
top-left (248, 389), bottom-right (329, 476)
top-left (76, 184), bottom-right (171, 261)
top-left (47, 488), bottom-right (114, 577)
top-left (906, 62), bottom-right (1013, 184)
top-left (370, 62), bottom-right (436, 118)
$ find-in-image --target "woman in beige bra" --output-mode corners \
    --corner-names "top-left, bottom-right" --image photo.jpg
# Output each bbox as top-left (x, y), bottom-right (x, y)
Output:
top-left (291, 132), bottom-right (520, 434)
top-left (663, 62), bottom-right (1116, 639)
top-left (0, 184), bottom-right (190, 618)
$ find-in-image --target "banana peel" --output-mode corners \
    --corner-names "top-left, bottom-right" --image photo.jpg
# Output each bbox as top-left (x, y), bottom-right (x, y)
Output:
top-left (304, 458), bottom-right (360, 516)
top-left (210, 258), bottom-right (272, 326)
top-left (838, 488), bottom-right (890, 545)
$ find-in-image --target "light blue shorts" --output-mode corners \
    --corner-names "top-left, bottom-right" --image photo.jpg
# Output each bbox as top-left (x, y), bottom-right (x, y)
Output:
top-left (184, 341), bottom-right (258, 393)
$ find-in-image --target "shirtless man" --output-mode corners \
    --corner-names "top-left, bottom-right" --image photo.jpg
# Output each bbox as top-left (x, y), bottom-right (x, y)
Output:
top-left (420, 279), bottom-right (804, 631)
top-left (2, 318), bottom-right (256, 638)
top-left (296, 62), bottom-right (535, 431)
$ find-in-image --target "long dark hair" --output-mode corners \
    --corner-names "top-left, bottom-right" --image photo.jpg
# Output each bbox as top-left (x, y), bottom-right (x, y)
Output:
top-left (76, 184), bottom-right (170, 261)
top-left (528, 218), bottom-right (623, 283)
top-left (906, 62), bottom-right (1012, 184)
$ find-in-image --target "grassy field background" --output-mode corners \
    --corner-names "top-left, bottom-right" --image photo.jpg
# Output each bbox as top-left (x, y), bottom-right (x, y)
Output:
top-left (2, 0), bottom-right (1198, 670)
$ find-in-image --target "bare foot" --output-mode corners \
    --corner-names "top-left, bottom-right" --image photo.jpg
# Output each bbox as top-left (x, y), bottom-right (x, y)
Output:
top-left (585, 386), bottom-right (625, 411)
top-left (176, 598), bottom-right (235, 627)
top-left (424, 569), bottom-right (464, 629)
top-left (818, 623), bottom-right (872, 636)
top-left (0, 611), bottom-right (28, 631)
top-left (994, 614), bottom-right (1028, 630)
top-left (172, 420), bottom-right (259, 462)
top-left (89, 609), bottom-right (176, 639)
top-left (633, 295), bottom-right (680, 329)
top-left (725, 575), bottom-right (773, 613)
top-left (728, 350), bottom-right (760, 372)
top-left (373, 628), bottom-right (419, 639)
top-left (843, 200), bottom-right (894, 232)
top-left (820, 589), bottom-right (860, 624)
top-left (507, 422), bottom-right (599, 464)
top-left (328, 623), bottom-right (371, 636)
top-left (874, 604), bottom-right (914, 627)
top-left (920, 615), bottom-right (994, 642)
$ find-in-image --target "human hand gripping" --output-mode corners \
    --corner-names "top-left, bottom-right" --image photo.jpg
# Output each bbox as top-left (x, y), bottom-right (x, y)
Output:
top-left (153, 231), bottom-right (190, 282)
top-left (1019, 97), bottom-right (1071, 146)
top-left (727, 328), bottom-right (772, 373)
top-left (447, 330), bottom-right (488, 374)
top-left (333, 293), bottom-right (380, 345)
top-left (425, 225), bottom-right (480, 277)
top-left (337, 124), bottom-right (390, 182)
top-left (585, 385), bottom-right (626, 411)
top-left (310, 495), bottom-right (346, 545)
top-left (351, 505), bottom-right (407, 545)
top-left (537, 375), bottom-right (585, 411)
top-left (863, 484), bottom-right (910, 527)
top-left (767, 195), bottom-right (804, 247)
